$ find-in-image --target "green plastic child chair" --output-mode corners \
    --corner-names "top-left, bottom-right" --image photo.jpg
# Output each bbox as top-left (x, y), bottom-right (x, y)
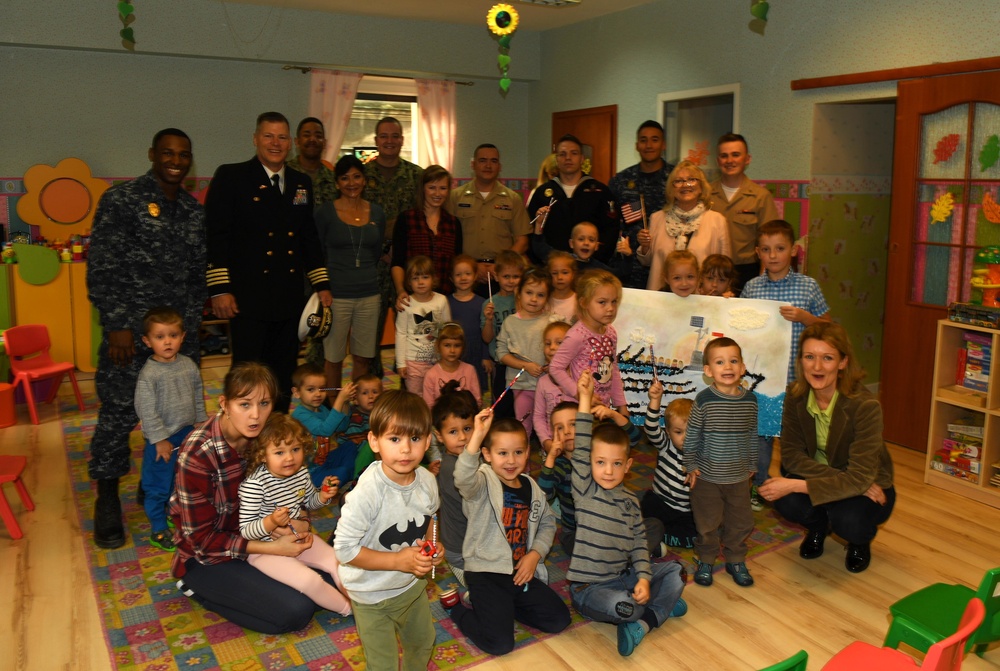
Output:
top-left (758, 649), bottom-right (808, 671)
top-left (883, 566), bottom-right (1000, 657)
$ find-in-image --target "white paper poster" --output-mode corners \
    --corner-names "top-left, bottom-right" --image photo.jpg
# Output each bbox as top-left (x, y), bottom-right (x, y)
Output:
top-left (615, 289), bottom-right (793, 436)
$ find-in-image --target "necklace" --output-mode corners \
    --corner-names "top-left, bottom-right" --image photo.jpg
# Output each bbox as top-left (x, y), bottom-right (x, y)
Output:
top-left (347, 223), bottom-right (365, 268)
top-left (336, 198), bottom-right (364, 222)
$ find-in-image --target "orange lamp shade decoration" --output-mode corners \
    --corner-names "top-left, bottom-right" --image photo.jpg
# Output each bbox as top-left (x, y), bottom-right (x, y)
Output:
top-left (17, 158), bottom-right (110, 239)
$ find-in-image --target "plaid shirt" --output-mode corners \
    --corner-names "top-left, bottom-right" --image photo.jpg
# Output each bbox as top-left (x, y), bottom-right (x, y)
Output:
top-left (741, 270), bottom-right (830, 382)
top-left (170, 410), bottom-right (250, 577)
top-left (390, 208), bottom-right (463, 294)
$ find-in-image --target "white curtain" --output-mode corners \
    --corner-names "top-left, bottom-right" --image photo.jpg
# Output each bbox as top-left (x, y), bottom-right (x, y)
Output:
top-left (308, 69), bottom-right (364, 163)
top-left (415, 78), bottom-right (456, 171)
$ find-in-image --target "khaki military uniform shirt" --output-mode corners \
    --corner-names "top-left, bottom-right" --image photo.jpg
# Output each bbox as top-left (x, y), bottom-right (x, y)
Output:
top-left (448, 181), bottom-right (530, 261)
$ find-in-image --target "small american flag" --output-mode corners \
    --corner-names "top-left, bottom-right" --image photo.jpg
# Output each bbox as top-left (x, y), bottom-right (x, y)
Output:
top-left (621, 201), bottom-right (643, 223)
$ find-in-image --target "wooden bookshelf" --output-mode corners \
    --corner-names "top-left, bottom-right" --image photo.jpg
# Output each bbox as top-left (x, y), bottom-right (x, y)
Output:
top-left (925, 319), bottom-right (1000, 508)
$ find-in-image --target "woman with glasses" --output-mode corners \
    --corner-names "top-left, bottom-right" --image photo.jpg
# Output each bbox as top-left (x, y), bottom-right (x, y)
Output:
top-left (636, 161), bottom-right (731, 291)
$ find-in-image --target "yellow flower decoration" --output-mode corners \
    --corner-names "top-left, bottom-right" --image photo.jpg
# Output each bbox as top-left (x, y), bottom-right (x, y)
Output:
top-left (487, 4), bottom-right (519, 35)
top-left (929, 192), bottom-right (955, 224)
top-left (17, 157), bottom-right (109, 238)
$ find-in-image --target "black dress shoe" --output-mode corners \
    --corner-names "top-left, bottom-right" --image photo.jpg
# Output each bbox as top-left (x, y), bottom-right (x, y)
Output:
top-left (799, 529), bottom-right (826, 559)
top-left (845, 543), bottom-right (871, 573)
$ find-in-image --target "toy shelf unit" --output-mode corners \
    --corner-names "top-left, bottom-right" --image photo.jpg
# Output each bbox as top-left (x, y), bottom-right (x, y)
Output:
top-left (926, 318), bottom-right (1000, 508)
top-left (199, 319), bottom-right (231, 368)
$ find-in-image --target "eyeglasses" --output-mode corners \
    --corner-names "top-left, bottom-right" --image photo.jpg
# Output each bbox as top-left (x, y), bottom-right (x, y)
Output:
top-left (672, 178), bottom-right (699, 187)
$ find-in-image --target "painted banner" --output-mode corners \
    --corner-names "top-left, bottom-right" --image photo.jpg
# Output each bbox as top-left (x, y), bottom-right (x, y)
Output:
top-left (615, 289), bottom-right (792, 436)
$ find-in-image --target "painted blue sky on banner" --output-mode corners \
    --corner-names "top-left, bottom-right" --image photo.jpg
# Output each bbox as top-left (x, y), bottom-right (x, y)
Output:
top-left (615, 289), bottom-right (792, 436)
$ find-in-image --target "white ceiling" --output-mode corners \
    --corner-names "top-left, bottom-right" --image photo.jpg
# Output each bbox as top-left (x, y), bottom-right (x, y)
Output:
top-left (223, 0), bottom-right (657, 31)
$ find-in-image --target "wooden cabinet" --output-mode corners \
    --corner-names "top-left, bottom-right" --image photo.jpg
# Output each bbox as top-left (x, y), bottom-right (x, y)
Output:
top-left (925, 319), bottom-right (1000, 508)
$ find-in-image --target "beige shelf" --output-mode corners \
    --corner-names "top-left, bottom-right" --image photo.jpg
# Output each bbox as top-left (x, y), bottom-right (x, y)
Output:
top-left (925, 319), bottom-right (1000, 508)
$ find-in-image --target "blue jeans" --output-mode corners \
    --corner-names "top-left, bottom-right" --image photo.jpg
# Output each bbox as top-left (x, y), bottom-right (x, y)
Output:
top-left (309, 438), bottom-right (360, 488)
top-left (141, 425), bottom-right (191, 532)
top-left (570, 561), bottom-right (685, 627)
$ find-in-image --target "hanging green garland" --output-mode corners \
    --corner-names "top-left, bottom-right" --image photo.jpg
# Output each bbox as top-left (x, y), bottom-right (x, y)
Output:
top-left (118, 1), bottom-right (136, 51)
top-left (487, 4), bottom-right (519, 94)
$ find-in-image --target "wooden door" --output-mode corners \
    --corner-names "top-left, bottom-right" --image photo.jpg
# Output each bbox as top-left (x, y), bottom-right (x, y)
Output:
top-left (882, 71), bottom-right (1000, 449)
top-left (552, 105), bottom-right (617, 184)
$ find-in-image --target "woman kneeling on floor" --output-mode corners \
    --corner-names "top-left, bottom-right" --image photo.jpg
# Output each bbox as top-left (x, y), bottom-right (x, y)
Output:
top-left (758, 322), bottom-right (895, 574)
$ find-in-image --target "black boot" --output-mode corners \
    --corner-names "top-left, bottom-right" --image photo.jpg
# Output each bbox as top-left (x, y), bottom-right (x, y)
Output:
top-left (94, 478), bottom-right (126, 549)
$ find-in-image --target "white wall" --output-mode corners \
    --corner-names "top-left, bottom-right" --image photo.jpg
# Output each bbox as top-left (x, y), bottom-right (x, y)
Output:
top-left (0, 0), bottom-right (540, 177)
top-left (529, 0), bottom-right (999, 179)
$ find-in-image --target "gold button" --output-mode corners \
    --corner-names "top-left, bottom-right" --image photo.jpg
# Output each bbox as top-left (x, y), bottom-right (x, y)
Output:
top-left (268, 232), bottom-right (274, 237)
top-left (290, 268), bottom-right (296, 273)
top-left (288, 231), bottom-right (294, 237)
top-left (266, 251), bottom-right (273, 256)
top-left (263, 269), bottom-right (269, 274)
top-left (288, 250), bottom-right (294, 255)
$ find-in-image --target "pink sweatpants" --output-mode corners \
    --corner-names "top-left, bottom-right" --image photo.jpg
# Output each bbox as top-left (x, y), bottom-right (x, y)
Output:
top-left (513, 389), bottom-right (536, 438)
top-left (248, 533), bottom-right (352, 615)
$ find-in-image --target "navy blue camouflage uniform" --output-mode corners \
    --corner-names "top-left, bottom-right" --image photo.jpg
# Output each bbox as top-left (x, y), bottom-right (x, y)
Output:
top-left (86, 170), bottom-right (207, 480)
top-left (608, 162), bottom-right (673, 289)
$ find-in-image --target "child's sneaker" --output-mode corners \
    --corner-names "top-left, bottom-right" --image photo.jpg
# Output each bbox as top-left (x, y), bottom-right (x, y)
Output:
top-left (670, 597), bottom-right (688, 618)
top-left (439, 588), bottom-right (460, 609)
top-left (725, 562), bottom-right (754, 587)
top-left (150, 531), bottom-right (176, 552)
top-left (750, 485), bottom-right (764, 512)
top-left (694, 561), bottom-right (714, 586)
top-left (616, 621), bottom-right (646, 656)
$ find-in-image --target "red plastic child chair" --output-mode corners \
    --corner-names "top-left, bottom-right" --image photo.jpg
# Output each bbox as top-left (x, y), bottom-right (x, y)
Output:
top-left (5, 324), bottom-right (86, 424)
top-left (0, 455), bottom-right (35, 539)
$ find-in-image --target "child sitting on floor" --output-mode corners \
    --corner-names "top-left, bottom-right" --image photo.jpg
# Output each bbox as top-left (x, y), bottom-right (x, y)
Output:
top-left (238, 414), bottom-right (352, 616)
top-left (568, 371), bottom-right (687, 657)
top-left (446, 410), bottom-right (571, 655)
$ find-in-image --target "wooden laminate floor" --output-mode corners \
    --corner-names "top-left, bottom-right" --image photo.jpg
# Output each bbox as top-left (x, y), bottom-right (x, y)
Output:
top-left (2, 374), bottom-right (999, 670)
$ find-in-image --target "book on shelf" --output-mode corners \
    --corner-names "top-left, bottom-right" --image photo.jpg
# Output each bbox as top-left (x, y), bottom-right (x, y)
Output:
top-left (962, 331), bottom-right (992, 392)
top-left (947, 419), bottom-right (985, 440)
top-left (942, 437), bottom-right (981, 459)
top-left (933, 447), bottom-right (981, 474)
top-left (930, 459), bottom-right (980, 484)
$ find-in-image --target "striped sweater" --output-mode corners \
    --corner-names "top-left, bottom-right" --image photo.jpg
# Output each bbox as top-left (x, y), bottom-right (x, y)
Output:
top-left (644, 408), bottom-right (690, 512)
top-left (567, 413), bottom-right (650, 584)
top-left (238, 465), bottom-right (327, 541)
top-left (683, 385), bottom-right (758, 485)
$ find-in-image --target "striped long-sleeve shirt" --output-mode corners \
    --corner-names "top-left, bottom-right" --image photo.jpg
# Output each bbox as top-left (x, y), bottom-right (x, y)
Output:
top-left (238, 464), bottom-right (326, 541)
top-left (566, 412), bottom-right (650, 584)
top-left (683, 385), bottom-right (758, 485)
top-left (644, 408), bottom-right (690, 512)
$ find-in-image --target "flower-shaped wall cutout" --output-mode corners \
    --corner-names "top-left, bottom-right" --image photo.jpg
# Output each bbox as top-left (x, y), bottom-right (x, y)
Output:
top-left (17, 158), bottom-right (109, 238)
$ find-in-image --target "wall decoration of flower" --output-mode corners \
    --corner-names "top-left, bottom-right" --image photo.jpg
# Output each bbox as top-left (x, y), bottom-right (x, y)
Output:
top-left (487, 4), bottom-right (519, 94)
top-left (17, 158), bottom-right (109, 239)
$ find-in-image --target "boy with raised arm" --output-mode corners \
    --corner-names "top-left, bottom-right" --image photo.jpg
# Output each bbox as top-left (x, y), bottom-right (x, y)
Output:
top-left (568, 370), bottom-right (687, 657)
